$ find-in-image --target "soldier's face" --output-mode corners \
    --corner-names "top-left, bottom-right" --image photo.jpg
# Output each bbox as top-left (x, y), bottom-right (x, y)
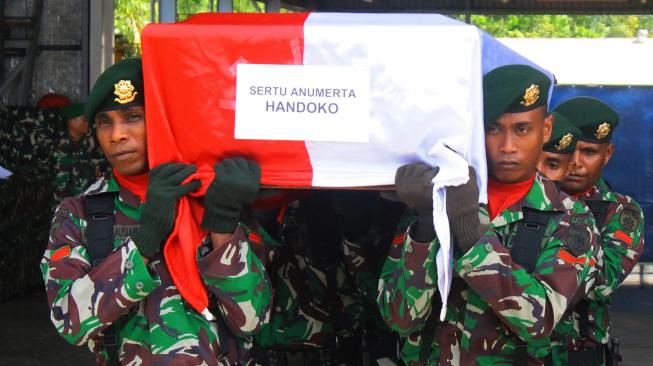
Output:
top-left (485, 107), bottom-right (553, 183)
top-left (67, 115), bottom-right (89, 141)
top-left (94, 106), bottom-right (148, 176)
top-left (562, 140), bottom-right (614, 195)
top-left (537, 151), bottom-right (576, 182)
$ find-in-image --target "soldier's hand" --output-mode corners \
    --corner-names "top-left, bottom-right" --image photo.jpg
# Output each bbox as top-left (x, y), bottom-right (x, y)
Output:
top-left (446, 166), bottom-right (486, 254)
top-left (133, 162), bottom-right (201, 259)
top-left (394, 163), bottom-right (438, 242)
top-left (202, 158), bottom-right (261, 233)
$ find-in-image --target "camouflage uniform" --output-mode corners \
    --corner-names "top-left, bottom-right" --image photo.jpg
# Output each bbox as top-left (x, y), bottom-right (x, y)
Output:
top-left (246, 193), bottom-right (399, 364)
top-left (551, 178), bottom-right (645, 364)
top-left (247, 201), bottom-right (359, 350)
top-left (41, 173), bottom-right (272, 365)
top-left (51, 129), bottom-right (107, 204)
top-left (378, 173), bottom-right (600, 365)
top-left (0, 106), bottom-right (59, 299)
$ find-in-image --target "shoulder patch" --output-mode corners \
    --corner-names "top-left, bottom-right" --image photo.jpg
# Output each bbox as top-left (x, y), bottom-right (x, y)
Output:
top-left (618, 206), bottom-right (640, 233)
top-left (51, 245), bottom-right (71, 261)
top-left (564, 224), bottom-right (591, 257)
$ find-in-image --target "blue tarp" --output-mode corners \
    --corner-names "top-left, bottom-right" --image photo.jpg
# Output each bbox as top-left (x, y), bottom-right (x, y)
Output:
top-left (551, 86), bottom-right (653, 261)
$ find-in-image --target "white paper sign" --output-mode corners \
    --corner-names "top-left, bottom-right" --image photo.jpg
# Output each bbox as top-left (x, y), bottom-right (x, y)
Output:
top-left (235, 64), bottom-right (371, 142)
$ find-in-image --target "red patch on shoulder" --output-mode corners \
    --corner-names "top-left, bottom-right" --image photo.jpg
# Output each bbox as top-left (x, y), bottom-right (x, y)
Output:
top-left (392, 233), bottom-right (405, 246)
top-left (558, 249), bottom-right (587, 265)
top-left (614, 230), bottom-right (633, 246)
top-left (51, 245), bottom-right (71, 261)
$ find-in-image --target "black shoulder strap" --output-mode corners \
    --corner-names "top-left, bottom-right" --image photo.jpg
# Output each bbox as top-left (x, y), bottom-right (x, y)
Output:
top-left (511, 208), bottom-right (557, 364)
top-left (586, 200), bottom-right (611, 232)
top-left (85, 192), bottom-right (116, 265)
top-left (511, 208), bottom-right (555, 274)
top-left (419, 294), bottom-right (442, 362)
top-left (576, 299), bottom-right (591, 339)
top-left (84, 192), bottom-right (120, 365)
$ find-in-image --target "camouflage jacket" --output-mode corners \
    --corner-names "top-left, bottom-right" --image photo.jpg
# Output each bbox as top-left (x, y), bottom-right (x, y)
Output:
top-left (551, 178), bottom-right (645, 362)
top-left (377, 173), bottom-right (600, 365)
top-left (246, 203), bottom-right (361, 349)
top-left (0, 106), bottom-right (58, 179)
top-left (41, 174), bottom-right (272, 365)
top-left (247, 197), bottom-right (394, 351)
top-left (51, 131), bottom-right (107, 204)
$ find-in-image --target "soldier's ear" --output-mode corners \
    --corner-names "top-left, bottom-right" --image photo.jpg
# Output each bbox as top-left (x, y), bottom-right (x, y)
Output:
top-left (542, 112), bottom-right (554, 144)
top-left (602, 143), bottom-right (615, 167)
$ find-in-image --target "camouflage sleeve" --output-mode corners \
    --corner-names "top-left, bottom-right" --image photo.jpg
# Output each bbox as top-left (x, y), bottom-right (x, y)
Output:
top-left (454, 210), bottom-right (598, 342)
top-left (594, 199), bottom-right (645, 300)
top-left (342, 238), bottom-right (377, 300)
top-left (40, 198), bottom-right (160, 347)
top-left (197, 225), bottom-right (272, 337)
top-left (377, 227), bottom-right (440, 335)
top-left (51, 140), bottom-right (72, 202)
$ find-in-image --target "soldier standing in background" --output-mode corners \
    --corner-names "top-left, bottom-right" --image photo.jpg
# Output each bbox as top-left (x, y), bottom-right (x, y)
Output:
top-left (536, 111), bottom-right (581, 182)
top-left (550, 96), bottom-right (645, 366)
top-left (52, 102), bottom-right (107, 204)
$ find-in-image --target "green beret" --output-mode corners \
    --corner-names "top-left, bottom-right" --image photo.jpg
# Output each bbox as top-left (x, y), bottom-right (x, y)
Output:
top-left (483, 64), bottom-right (551, 125)
top-left (60, 102), bottom-right (85, 120)
top-left (543, 112), bottom-right (581, 154)
top-left (553, 96), bottom-right (619, 143)
top-left (85, 58), bottom-right (144, 122)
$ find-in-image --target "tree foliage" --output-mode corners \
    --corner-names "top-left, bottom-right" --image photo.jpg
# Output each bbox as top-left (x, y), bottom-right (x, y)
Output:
top-left (471, 15), bottom-right (653, 38)
top-left (114, 1), bottom-right (653, 57)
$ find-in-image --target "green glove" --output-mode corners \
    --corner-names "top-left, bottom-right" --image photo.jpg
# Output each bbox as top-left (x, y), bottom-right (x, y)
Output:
top-left (446, 166), bottom-right (486, 254)
top-left (202, 158), bottom-right (261, 233)
top-left (132, 162), bottom-right (201, 259)
top-left (394, 163), bottom-right (438, 243)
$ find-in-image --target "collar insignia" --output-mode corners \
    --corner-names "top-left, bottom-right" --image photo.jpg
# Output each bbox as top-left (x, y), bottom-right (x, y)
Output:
top-left (114, 80), bottom-right (138, 104)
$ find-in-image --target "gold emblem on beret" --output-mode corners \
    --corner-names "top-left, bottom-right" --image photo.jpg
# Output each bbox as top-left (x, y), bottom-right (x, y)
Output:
top-left (520, 84), bottom-right (540, 107)
top-left (113, 80), bottom-right (138, 104)
top-left (595, 122), bottom-right (611, 140)
top-left (555, 133), bottom-right (573, 151)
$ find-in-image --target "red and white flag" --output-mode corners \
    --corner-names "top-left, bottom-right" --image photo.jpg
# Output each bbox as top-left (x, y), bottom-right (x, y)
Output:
top-left (141, 12), bottom-right (497, 319)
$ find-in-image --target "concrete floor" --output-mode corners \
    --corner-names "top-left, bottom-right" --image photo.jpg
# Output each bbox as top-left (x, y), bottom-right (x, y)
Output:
top-left (1, 285), bottom-right (652, 365)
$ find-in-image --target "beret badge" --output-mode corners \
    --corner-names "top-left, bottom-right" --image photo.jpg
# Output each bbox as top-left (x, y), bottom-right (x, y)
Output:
top-left (595, 122), bottom-right (611, 140)
top-left (520, 84), bottom-right (540, 107)
top-left (555, 133), bottom-right (573, 151)
top-left (114, 80), bottom-right (138, 104)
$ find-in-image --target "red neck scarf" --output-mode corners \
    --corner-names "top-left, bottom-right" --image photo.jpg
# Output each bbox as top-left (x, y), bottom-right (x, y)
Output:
top-left (113, 170), bottom-right (149, 203)
top-left (570, 186), bottom-right (595, 199)
top-left (487, 175), bottom-right (535, 220)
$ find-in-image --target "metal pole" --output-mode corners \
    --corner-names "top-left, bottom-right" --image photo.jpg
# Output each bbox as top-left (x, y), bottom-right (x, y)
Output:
top-left (81, 0), bottom-right (89, 98)
top-left (150, 0), bottom-right (156, 23)
top-left (160, 0), bottom-right (176, 23)
top-left (265, 0), bottom-right (281, 13)
top-left (18, 0), bottom-right (42, 105)
top-left (218, 0), bottom-right (233, 13)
